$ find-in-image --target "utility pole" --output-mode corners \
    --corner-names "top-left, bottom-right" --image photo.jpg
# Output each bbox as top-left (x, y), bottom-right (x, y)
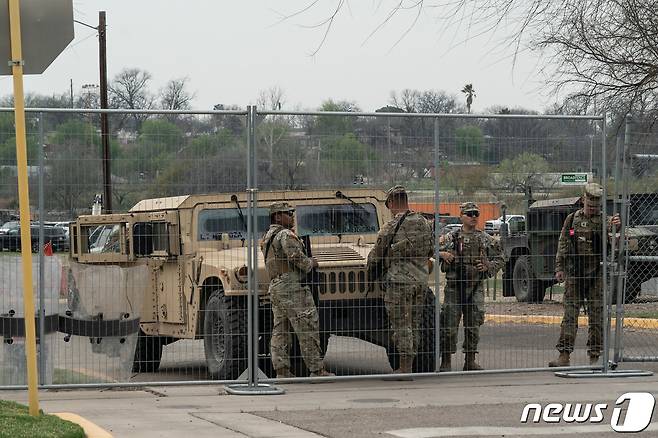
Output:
top-left (69, 78), bottom-right (73, 107)
top-left (74, 11), bottom-right (112, 212)
top-left (99, 11), bottom-right (112, 213)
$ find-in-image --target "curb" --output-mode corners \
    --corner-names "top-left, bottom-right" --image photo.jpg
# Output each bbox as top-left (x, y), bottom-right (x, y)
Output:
top-left (486, 314), bottom-right (658, 329)
top-left (53, 413), bottom-right (112, 438)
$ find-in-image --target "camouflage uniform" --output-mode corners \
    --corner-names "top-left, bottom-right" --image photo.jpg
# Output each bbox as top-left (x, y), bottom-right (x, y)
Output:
top-left (554, 184), bottom-right (610, 357)
top-left (261, 203), bottom-right (324, 374)
top-left (367, 186), bottom-right (434, 361)
top-left (439, 205), bottom-right (504, 355)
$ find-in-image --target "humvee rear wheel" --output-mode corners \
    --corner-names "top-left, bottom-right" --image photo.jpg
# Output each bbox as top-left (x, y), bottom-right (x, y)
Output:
top-left (512, 256), bottom-right (546, 303)
top-left (203, 289), bottom-right (247, 380)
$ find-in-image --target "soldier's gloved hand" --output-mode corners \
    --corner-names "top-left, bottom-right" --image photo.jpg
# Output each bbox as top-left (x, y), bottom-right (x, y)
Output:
top-left (476, 262), bottom-right (488, 272)
top-left (555, 270), bottom-right (565, 282)
top-left (439, 251), bottom-right (454, 264)
top-left (310, 257), bottom-right (319, 269)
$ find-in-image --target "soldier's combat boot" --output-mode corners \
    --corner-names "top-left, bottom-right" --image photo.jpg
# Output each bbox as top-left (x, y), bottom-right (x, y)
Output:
top-left (385, 356), bottom-right (414, 381)
top-left (439, 353), bottom-right (452, 372)
top-left (310, 369), bottom-right (335, 378)
top-left (589, 354), bottom-right (600, 366)
top-left (548, 352), bottom-right (570, 367)
top-left (463, 352), bottom-right (483, 371)
top-left (275, 368), bottom-right (295, 378)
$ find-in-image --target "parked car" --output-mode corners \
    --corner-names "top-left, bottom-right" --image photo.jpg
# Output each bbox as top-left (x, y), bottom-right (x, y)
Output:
top-left (485, 215), bottom-right (525, 235)
top-left (0, 225), bottom-right (69, 252)
top-left (0, 220), bottom-right (20, 236)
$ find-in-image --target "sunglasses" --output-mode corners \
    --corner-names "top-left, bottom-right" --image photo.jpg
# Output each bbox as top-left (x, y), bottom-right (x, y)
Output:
top-left (463, 211), bottom-right (480, 218)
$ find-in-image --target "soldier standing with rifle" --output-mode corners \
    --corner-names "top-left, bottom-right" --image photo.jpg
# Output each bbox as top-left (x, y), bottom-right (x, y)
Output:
top-left (366, 186), bottom-right (434, 376)
top-left (548, 183), bottom-right (621, 367)
top-left (261, 201), bottom-right (334, 379)
top-left (438, 202), bottom-right (504, 371)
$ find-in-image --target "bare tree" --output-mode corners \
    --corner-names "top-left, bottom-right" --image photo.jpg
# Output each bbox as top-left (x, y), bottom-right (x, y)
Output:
top-left (256, 85), bottom-right (285, 110)
top-left (109, 68), bottom-right (154, 129)
top-left (390, 89), bottom-right (420, 113)
top-left (160, 77), bottom-right (195, 111)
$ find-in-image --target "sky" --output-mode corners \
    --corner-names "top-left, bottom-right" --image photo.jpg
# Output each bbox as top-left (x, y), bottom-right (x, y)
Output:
top-left (0, 1), bottom-right (556, 113)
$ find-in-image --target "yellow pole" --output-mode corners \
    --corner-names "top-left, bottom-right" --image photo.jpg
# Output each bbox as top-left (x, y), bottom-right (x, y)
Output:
top-left (8, 0), bottom-right (40, 416)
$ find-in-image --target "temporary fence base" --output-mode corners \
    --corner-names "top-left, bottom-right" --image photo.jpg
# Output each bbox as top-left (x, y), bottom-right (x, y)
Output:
top-left (555, 369), bottom-right (653, 378)
top-left (224, 383), bottom-right (285, 396)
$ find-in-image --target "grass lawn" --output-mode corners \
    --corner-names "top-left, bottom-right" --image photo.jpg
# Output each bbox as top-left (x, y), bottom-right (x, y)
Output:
top-left (0, 400), bottom-right (84, 438)
top-left (623, 311), bottom-right (658, 319)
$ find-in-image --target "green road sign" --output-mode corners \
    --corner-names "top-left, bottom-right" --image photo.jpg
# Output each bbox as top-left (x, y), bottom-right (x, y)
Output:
top-left (560, 173), bottom-right (589, 185)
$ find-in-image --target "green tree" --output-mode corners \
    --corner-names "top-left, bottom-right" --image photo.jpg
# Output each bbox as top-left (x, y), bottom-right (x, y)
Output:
top-left (455, 125), bottom-right (484, 161)
top-left (496, 152), bottom-right (551, 193)
top-left (320, 133), bottom-right (371, 185)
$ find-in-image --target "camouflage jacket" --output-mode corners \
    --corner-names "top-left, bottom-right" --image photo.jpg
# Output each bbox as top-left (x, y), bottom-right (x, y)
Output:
top-left (367, 210), bottom-right (434, 283)
top-left (261, 224), bottom-right (314, 280)
top-left (555, 208), bottom-right (613, 275)
top-left (439, 228), bottom-right (504, 280)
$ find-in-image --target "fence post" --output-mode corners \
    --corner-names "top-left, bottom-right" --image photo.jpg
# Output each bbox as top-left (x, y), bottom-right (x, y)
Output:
top-left (433, 117), bottom-right (441, 373)
top-left (613, 115), bottom-right (633, 362)
top-left (226, 106), bottom-right (283, 395)
top-left (37, 112), bottom-right (45, 384)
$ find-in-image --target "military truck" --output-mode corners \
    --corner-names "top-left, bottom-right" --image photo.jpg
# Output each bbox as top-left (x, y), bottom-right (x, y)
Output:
top-left (68, 189), bottom-right (436, 379)
top-left (500, 194), bottom-right (658, 303)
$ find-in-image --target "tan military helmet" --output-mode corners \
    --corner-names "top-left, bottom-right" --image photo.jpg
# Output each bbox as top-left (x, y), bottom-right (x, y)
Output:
top-left (269, 201), bottom-right (295, 215)
top-left (385, 185), bottom-right (407, 207)
top-left (459, 201), bottom-right (480, 214)
top-left (583, 183), bottom-right (603, 206)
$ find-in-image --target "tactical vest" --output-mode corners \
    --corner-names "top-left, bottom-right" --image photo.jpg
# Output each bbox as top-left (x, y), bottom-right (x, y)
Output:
top-left (445, 229), bottom-right (484, 282)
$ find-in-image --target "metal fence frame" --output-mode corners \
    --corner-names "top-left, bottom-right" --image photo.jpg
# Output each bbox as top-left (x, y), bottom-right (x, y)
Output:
top-left (0, 106), bottom-right (628, 390)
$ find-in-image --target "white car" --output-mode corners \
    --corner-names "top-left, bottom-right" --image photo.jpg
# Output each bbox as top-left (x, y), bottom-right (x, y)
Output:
top-left (484, 215), bottom-right (525, 235)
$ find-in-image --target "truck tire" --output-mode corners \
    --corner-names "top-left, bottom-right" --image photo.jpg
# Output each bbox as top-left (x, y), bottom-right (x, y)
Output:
top-left (413, 287), bottom-right (436, 373)
top-left (132, 329), bottom-right (165, 373)
top-left (512, 256), bottom-right (546, 303)
top-left (204, 289), bottom-right (247, 380)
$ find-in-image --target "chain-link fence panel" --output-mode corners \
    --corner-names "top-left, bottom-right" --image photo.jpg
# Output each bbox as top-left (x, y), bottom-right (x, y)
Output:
top-left (614, 120), bottom-right (658, 363)
top-left (1, 108), bottom-right (253, 387)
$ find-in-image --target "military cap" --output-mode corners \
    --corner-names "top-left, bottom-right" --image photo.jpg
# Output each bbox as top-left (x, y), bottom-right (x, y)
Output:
top-left (460, 202), bottom-right (480, 214)
top-left (385, 185), bottom-right (407, 206)
top-left (269, 201), bottom-right (295, 214)
top-left (584, 183), bottom-right (603, 205)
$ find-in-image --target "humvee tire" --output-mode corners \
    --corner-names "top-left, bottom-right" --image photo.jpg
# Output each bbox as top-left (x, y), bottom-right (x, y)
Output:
top-left (203, 289), bottom-right (247, 379)
top-left (133, 330), bottom-right (165, 373)
top-left (512, 256), bottom-right (546, 303)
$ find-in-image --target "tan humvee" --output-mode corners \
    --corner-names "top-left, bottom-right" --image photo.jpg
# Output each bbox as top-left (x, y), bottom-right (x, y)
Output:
top-left (69, 189), bottom-right (436, 378)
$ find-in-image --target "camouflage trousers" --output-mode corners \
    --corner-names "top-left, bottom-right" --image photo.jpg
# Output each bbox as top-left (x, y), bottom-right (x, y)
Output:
top-left (269, 272), bottom-right (324, 373)
top-left (384, 281), bottom-right (424, 359)
top-left (440, 280), bottom-right (485, 354)
top-left (556, 272), bottom-right (603, 356)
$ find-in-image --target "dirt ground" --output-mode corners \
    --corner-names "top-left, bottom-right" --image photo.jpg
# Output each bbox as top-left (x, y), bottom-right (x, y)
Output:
top-left (485, 296), bottom-right (658, 317)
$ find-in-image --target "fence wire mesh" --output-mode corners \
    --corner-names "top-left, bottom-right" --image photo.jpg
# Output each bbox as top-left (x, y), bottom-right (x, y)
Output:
top-left (3, 107), bottom-right (654, 388)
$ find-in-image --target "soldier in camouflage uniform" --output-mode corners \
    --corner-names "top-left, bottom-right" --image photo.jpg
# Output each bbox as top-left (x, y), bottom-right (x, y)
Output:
top-left (438, 202), bottom-right (504, 371)
top-left (366, 185), bottom-right (434, 376)
top-left (261, 201), bottom-right (334, 379)
top-left (549, 183), bottom-right (621, 367)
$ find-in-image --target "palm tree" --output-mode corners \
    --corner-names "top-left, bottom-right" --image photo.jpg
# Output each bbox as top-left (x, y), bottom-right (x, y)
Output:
top-left (461, 84), bottom-right (476, 114)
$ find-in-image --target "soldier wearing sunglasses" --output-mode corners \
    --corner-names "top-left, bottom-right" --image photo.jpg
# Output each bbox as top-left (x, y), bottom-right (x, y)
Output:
top-left (438, 202), bottom-right (504, 371)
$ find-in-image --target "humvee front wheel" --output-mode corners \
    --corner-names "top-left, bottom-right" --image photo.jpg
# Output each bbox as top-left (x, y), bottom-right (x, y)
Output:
top-left (512, 256), bottom-right (546, 303)
top-left (203, 289), bottom-right (247, 380)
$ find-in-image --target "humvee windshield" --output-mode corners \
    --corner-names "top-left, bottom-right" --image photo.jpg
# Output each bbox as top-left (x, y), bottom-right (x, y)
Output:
top-left (296, 203), bottom-right (379, 236)
top-left (198, 208), bottom-right (270, 240)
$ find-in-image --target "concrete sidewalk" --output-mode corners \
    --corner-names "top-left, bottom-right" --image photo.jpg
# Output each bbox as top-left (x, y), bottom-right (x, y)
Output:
top-left (3, 365), bottom-right (658, 437)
